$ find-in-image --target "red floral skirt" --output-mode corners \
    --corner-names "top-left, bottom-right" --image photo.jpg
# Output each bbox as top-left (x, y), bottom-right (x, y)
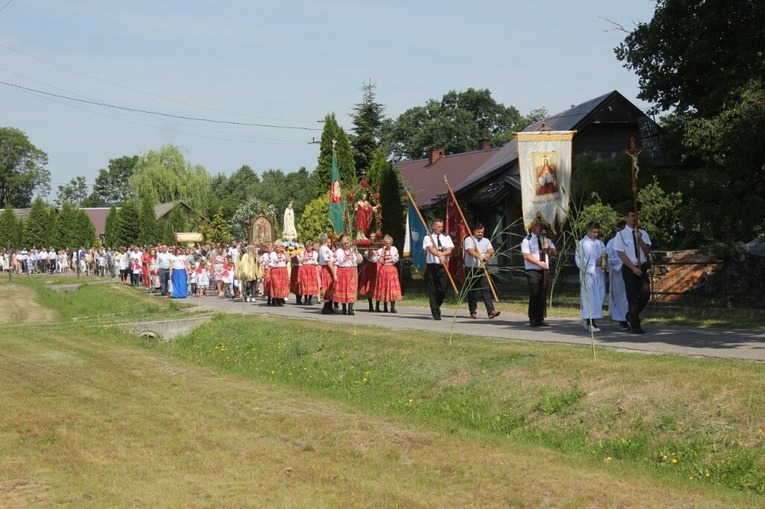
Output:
top-left (333, 266), bottom-right (358, 303)
top-left (358, 261), bottom-right (378, 297)
top-left (262, 268), bottom-right (271, 297)
top-left (289, 263), bottom-right (300, 295)
top-left (298, 264), bottom-right (319, 295)
top-left (374, 264), bottom-right (402, 302)
top-left (320, 265), bottom-right (334, 301)
top-left (270, 266), bottom-right (289, 298)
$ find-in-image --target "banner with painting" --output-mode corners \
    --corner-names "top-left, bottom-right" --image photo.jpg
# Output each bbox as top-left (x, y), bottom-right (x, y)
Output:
top-left (516, 131), bottom-right (575, 233)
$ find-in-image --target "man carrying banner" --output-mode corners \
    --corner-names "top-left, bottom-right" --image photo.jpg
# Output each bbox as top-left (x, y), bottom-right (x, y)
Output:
top-left (521, 219), bottom-right (556, 327)
top-left (423, 219), bottom-right (454, 320)
top-left (464, 223), bottom-right (500, 319)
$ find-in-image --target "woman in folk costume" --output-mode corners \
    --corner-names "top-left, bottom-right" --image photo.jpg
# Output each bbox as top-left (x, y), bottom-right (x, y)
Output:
top-left (332, 235), bottom-right (363, 315)
top-left (297, 240), bottom-right (320, 305)
top-left (373, 234), bottom-right (402, 313)
top-left (575, 222), bottom-right (607, 332)
top-left (317, 233), bottom-right (336, 314)
top-left (269, 240), bottom-right (290, 306)
top-left (358, 241), bottom-right (379, 312)
top-left (169, 247), bottom-right (189, 298)
top-left (289, 251), bottom-right (302, 304)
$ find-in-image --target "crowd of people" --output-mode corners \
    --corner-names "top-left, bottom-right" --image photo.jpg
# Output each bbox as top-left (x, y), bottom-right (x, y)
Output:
top-left (1, 208), bottom-right (651, 332)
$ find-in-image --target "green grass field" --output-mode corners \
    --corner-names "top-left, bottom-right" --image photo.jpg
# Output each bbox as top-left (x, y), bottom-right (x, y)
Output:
top-left (0, 276), bottom-right (763, 508)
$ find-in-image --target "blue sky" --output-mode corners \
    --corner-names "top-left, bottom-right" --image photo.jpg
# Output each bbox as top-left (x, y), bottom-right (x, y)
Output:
top-left (0, 0), bottom-right (657, 196)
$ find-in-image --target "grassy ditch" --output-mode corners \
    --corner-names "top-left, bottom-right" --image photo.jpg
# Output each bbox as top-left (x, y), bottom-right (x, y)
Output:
top-left (1, 276), bottom-right (763, 506)
top-left (149, 313), bottom-right (765, 496)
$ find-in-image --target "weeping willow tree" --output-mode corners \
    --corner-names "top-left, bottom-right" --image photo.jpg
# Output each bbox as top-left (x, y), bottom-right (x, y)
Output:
top-left (128, 144), bottom-right (212, 212)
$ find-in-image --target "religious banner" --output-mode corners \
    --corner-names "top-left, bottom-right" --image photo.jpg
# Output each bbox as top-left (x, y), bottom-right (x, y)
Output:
top-left (445, 192), bottom-right (467, 283)
top-left (328, 149), bottom-right (344, 235)
top-left (516, 130), bottom-right (575, 232)
top-left (404, 200), bottom-right (427, 273)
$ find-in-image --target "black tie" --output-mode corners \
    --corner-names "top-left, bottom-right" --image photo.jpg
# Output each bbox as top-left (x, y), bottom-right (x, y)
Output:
top-left (537, 236), bottom-right (543, 262)
top-left (633, 228), bottom-right (640, 264)
top-left (437, 235), bottom-right (442, 249)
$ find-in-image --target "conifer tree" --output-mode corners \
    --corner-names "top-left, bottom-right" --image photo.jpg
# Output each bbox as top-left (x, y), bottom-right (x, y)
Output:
top-left (0, 203), bottom-right (23, 249)
top-left (53, 202), bottom-right (78, 249)
top-left (115, 200), bottom-right (139, 247)
top-left (315, 113), bottom-right (356, 196)
top-left (22, 197), bottom-right (50, 248)
top-left (72, 208), bottom-right (96, 249)
top-left (104, 205), bottom-right (118, 248)
top-left (137, 195), bottom-right (160, 246)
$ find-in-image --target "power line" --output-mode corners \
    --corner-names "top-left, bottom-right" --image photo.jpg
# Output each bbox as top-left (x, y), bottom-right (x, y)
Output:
top-left (0, 80), bottom-right (322, 131)
top-left (0, 42), bottom-right (315, 125)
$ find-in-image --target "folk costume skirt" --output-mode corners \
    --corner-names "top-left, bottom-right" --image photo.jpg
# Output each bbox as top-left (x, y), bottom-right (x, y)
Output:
top-left (270, 266), bottom-right (290, 299)
top-left (333, 266), bottom-right (357, 303)
top-left (373, 264), bottom-right (401, 302)
top-left (298, 264), bottom-right (319, 296)
top-left (171, 269), bottom-right (188, 298)
top-left (320, 265), bottom-right (334, 301)
top-left (358, 261), bottom-right (378, 298)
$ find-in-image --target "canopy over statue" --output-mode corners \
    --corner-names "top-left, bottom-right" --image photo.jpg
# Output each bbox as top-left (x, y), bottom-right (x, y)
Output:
top-left (350, 175), bottom-right (381, 242)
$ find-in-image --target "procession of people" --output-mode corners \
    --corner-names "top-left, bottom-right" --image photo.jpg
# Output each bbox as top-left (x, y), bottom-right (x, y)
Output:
top-left (0, 200), bottom-right (652, 333)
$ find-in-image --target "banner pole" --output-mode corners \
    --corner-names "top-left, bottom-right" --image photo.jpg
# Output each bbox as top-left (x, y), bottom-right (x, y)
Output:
top-left (405, 189), bottom-right (459, 295)
top-left (443, 177), bottom-right (499, 301)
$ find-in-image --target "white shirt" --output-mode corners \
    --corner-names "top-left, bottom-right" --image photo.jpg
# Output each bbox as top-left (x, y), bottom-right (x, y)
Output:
top-left (318, 245), bottom-right (333, 266)
top-left (334, 247), bottom-right (360, 268)
top-left (575, 236), bottom-right (606, 276)
top-left (376, 245), bottom-right (399, 265)
top-left (612, 225), bottom-right (651, 266)
top-left (157, 251), bottom-right (172, 269)
top-left (423, 233), bottom-right (454, 265)
top-left (463, 236), bottom-right (493, 269)
top-left (521, 233), bottom-right (555, 270)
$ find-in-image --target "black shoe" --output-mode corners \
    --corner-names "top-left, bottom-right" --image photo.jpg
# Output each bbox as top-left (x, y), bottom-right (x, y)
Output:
top-left (433, 314), bottom-right (441, 320)
top-left (619, 321), bottom-right (631, 331)
top-left (530, 320), bottom-right (549, 327)
top-left (390, 303), bottom-right (397, 314)
top-left (631, 326), bottom-right (645, 334)
top-left (347, 304), bottom-right (354, 316)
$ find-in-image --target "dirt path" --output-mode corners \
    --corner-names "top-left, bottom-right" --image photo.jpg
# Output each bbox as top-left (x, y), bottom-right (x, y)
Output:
top-left (0, 284), bottom-right (57, 325)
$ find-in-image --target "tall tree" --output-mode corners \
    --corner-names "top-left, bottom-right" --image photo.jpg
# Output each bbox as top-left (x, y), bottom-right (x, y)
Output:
top-left (0, 203), bottom-right (23, 249)
top-left (615, 0), bottom-right (765, 242)
top-left (115, 200), bottom-right (139, 247)
top-left (0, 127), bottom-right (50, 208)
top-left (92, 155), bottom-right (138, 205)
top-left (73, 208), bottom-right (96, 249)
top-left (209, 165), bottom-right (261, 220)
top-left (315, 113), bottom-right (356, 195)
top-left (377, 159), bottom-right (406, 250)
top-left (137, 195), bottom-right (160, 246)
top-left (52, 202), bottom-right (78, 249)
top-left (103, 205), bottom-right (119, 248)
top-left (55, 176), bottom-right (89, 207)
top-left (22, 197), bottom-right (51, 248)
top-left (129, 144), bottom-right (212, 212)
top-left (386, 88), bottom-right (527, 161)
top-left (350, 79), bottom-right (386, 175)
top-left (615, 0), bottom-right (765, 117)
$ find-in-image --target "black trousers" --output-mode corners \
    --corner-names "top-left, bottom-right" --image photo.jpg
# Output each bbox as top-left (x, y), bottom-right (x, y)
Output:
top-left (466, 267), bottom-right (494, 315)
top-left (425, 263), bottom-right (448, 317)
top-left (621, 263), bottom-right (650, 328)
top-left (159, 269), bottom-right (170, 294)
top-left (526, 269), bottom-right (545, 323)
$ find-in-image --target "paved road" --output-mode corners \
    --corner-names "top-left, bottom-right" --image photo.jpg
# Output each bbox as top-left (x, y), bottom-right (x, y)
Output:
top-left (179, 295), bottom-right (765, 363)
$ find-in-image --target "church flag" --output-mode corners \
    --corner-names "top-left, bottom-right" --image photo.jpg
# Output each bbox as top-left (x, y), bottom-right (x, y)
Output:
top-left (405, 199), bottom-right (427, 273)
top-left (445, 192), bottom-right (467, 283)
top-left (516, 130), bottom-right (575, 233)
top-left (328, 150), bottom-right (344, 235)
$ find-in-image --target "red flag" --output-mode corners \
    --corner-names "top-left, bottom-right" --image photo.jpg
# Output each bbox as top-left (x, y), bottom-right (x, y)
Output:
top-left (445, 193), bottom-right (467, 284)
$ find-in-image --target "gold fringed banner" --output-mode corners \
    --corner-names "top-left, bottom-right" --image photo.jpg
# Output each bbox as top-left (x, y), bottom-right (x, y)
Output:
top-left (516, 130), bottom-right (575, 233)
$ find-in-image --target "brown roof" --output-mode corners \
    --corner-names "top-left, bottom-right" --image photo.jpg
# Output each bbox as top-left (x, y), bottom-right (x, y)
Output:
top-left (81, 208), bottom-right (113, 237)
top-left (396, 148), bottom-right (501, 207)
